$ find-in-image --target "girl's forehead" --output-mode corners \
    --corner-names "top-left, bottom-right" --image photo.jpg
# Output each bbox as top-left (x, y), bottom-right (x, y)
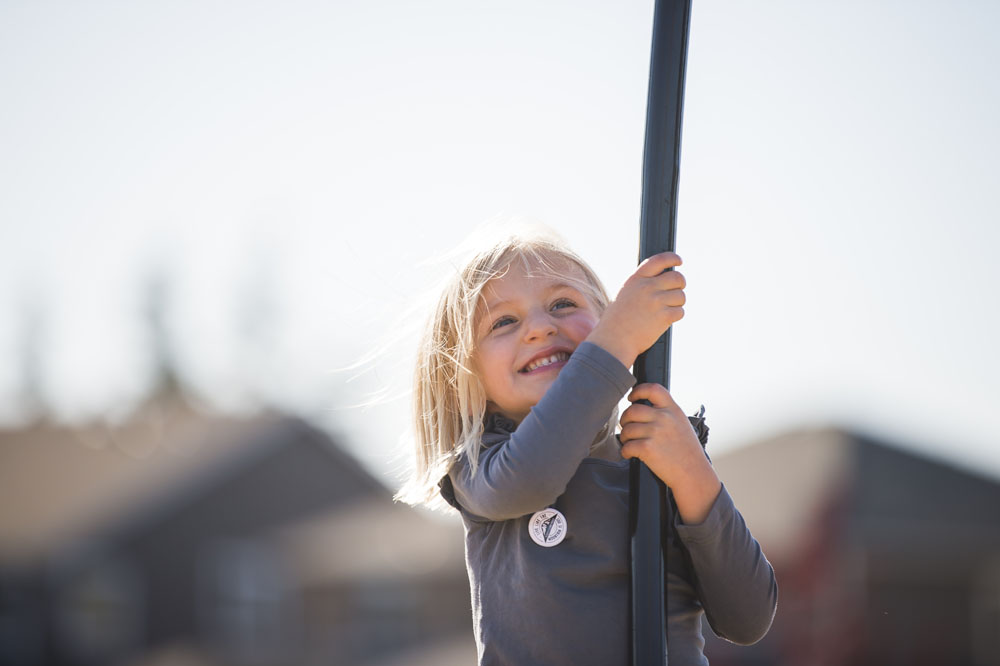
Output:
top-left (514, 251), bottom-right (588, 279)
top-left (484, 257), bottom-right (587, 293)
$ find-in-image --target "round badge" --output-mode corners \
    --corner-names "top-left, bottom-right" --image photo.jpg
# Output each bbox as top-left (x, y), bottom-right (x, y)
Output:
top-left (528, 508), bottom-right (567, 547)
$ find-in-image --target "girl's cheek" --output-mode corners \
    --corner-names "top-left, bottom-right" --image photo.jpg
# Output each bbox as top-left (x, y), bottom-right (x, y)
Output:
top-left (573, 312), bottom-right (600, 334)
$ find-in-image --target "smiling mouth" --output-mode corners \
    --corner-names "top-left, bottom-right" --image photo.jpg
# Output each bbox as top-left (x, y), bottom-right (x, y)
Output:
top-left (520, 351), bottom-right (571, 373)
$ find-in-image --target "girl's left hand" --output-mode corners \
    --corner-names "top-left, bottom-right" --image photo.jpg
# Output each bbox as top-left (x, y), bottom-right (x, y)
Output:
top-left (619, 383), bottom-right (721, 524)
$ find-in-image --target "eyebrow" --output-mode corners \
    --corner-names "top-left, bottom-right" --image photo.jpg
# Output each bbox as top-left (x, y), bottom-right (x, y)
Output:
top-left (481, 297), bottom-right (510, 314)
top-left (481, 282), bottom-right (582, 317)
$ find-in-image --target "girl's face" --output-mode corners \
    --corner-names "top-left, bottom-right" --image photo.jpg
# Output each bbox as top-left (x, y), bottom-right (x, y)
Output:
top-left (472, 258), bottom-right (601, 423)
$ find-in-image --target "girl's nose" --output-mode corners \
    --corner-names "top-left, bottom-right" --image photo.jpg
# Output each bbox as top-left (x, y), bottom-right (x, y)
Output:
top-left (522, 311), bottom-right (557, 341)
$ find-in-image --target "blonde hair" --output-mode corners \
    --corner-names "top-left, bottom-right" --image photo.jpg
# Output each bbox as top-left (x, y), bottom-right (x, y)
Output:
top-left (396, 227), bottom-right (611, 509)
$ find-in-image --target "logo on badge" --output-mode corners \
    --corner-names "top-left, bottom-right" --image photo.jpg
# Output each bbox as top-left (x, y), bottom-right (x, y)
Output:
top-left (528, 508), bottom-right (567, 547)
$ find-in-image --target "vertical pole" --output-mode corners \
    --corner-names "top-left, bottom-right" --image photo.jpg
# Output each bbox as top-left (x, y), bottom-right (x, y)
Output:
top-left (629, 0), bottom-right (693, 664)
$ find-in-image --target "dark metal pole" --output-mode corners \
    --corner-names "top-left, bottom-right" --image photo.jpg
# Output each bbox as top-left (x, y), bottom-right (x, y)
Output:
top-left (629, 0), bottom-right (693, 664)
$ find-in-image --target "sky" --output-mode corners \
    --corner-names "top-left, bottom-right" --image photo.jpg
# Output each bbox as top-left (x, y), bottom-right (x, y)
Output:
top-left (2, 0), bottom-right (998, 487)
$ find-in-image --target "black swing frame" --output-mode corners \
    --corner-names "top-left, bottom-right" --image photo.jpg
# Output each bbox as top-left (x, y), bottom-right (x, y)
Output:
top-left (629, 1), bottom-right (694, 664)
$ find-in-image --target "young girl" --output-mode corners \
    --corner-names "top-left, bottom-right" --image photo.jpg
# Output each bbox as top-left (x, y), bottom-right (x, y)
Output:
top-left (399, 229), bottom-right (777, 665)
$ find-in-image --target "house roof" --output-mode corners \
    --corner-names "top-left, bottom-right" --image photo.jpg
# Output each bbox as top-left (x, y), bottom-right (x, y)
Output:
top-left (0, 392), bottom-right (311, 566)
top-left (712, 425), bottom-right (1000, 567)
top-left (711, 426), bottom-right (855, 563)
top-left (0, 387), bottom-right (463, 589)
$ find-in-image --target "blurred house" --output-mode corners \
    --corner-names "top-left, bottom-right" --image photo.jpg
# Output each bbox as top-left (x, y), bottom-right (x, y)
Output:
top-left (8, 383), bottom-right (999, 666)
top-left (705, 427), bottom-right (1000, 666)
top-left (0, 387), bottom-right (474, 666)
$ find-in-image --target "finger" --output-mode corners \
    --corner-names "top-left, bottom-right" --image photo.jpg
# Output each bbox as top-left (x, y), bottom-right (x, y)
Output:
top-left (626, 383), bottom-right (665, 403)
top-left (621, 400), bottom-right (659, 422)
top-left (619, 422), bottom-right (654, 443)
top-left (627, 383), bottom-right (675, 408)
top-left (653, 270), bottom-right (686, 291)
top-left (619, 437), bottom-right (653, 461)
top-left (662, 306), bottom-right (685, 326)
top-left (657, 289), bottom-right (685, 308)
top-left (619, 403), bottom-right (657, 426)
top-left (618, 405), bottom-right (656, 430)
top-left (636, 252), bottom-right (682, 277)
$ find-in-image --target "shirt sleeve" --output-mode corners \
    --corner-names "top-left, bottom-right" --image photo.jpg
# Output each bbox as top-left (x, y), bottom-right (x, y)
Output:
top-left (449, 341), bottom-right (636, 521)
top-left (674, 484), bottom-right (778, 645)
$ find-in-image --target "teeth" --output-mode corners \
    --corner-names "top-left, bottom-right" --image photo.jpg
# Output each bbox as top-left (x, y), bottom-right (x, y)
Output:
top-left (523, 352), bottom-right (569, 372)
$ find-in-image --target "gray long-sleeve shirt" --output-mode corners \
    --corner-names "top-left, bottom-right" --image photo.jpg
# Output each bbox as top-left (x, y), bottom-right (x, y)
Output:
top-left (440, 342), bottom-right (777, 665)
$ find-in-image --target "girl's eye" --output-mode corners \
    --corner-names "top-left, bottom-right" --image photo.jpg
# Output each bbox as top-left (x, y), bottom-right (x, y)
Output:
top-left (491, 316), bottom-right (516, 331)
top-left (551, 298), bottom-right (576, 311)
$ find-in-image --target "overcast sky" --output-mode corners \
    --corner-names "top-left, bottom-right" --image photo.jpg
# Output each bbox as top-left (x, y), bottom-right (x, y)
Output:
top-left (2, 0), bottom-right (998, 487)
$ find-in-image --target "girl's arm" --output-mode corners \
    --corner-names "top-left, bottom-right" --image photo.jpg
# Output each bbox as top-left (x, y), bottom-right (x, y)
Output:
top-left (619, 383), bottom-right (777, 644)
top-left (675, 486), bottom-right (778, 645)
top-left (449, 341), bottom-right (635, 521)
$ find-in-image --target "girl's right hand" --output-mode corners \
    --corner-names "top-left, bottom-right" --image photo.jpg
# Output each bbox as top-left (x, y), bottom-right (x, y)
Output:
top-left (585, 252), bottom-right (685, 369)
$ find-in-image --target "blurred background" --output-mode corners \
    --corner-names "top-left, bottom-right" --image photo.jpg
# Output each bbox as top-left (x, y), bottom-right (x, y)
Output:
top-left (2, 0), bottom-right (999, 664)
